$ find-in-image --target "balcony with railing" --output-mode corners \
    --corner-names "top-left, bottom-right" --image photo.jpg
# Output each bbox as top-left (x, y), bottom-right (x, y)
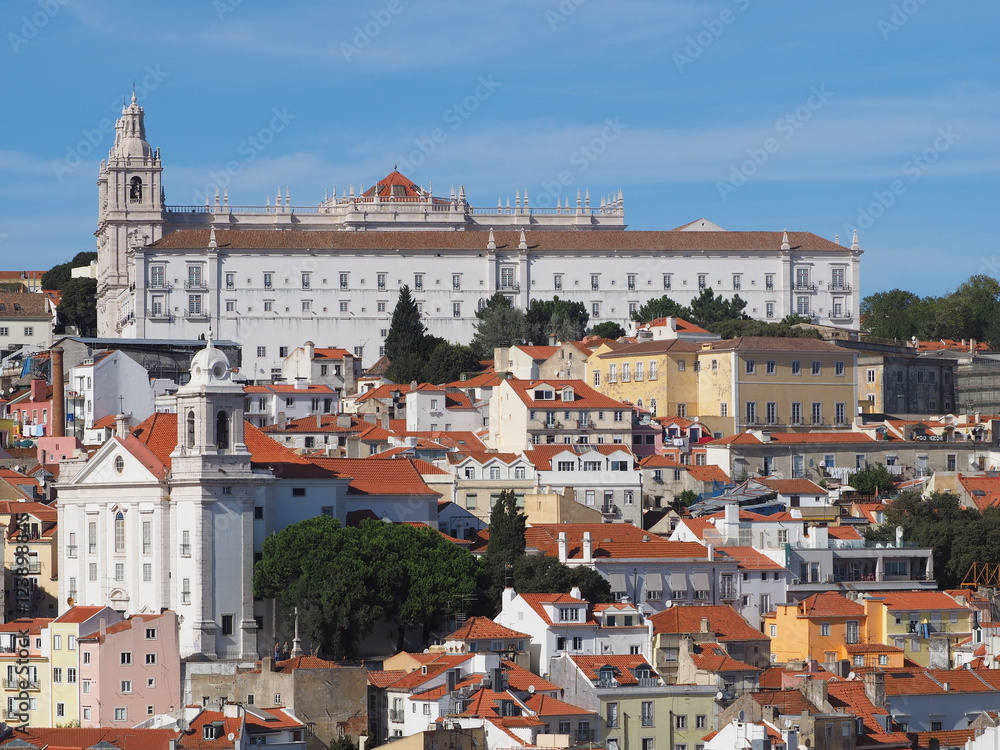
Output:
top-left (795, 282), bottom-right (818, 292)
top-left (184, 308), bottom-right (209, 319)
top-left (575, 730), bottom-right (596, 743)
top-left (184, 280), bottom-right (208, 291)
top-left (830, 309), bottom-right (854, 319)
top-left (389, 710), bottom-right (404, 723)
top-left (3, 678), bottom-right (39, 690)
top-left (829, 283), bottom-right (852, 292)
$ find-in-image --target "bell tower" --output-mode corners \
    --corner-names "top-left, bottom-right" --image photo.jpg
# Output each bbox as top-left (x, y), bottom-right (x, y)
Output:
top-left (169, 338), bottom-right (258, 660)
top-left (96, 89), bottom-right (165, 336)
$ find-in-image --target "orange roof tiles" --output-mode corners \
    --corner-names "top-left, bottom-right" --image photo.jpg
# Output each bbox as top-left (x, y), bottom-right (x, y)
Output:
top-left (825, 681), bottom-right (908, 745)
top-left (570, 654), bottom-right (656, 685)
top-left (445, 617), bottom-right (531, 642)
top-left (311, 457), bottom-right (438, 496)
top-left (748, 689), bottom-right (819, 714)
top-left (685, 464), bottom-right (731, 483)
top-left (504, 378), bottom-right (629, 410)
top-left (500, 660), bottom-right (561, 694)
top-left (827, 525), bottom-right (863, 540)
top-left (649, 605), bottom-right (764, 642)
top-left (313, 347), bottom-right (353, 359)
top-left (525, 523), bottom-right (710, 560)
top-left (519, 593), bottom-right (596, 626)
top-left (152, 228), bottom-right (851, 254)
top-left (368, 669), bottom-right (408, 688)
top-left (710, 431), bottom-right (879, 446)
top-left (1, 727), bottom-right (179, 750)
top-left (795, 592), bottom-right (865, 619)
top-left (690, 642), bottom-right (761, 673)
top-left (716, 546), bottom-right (786, 571)
top-left (864, 591), bottom-right (967, 611)
top-left (522, 693), bottom-right (594, 716)
top-left (597, 339), bottom-right (701, 358)
top-left (757, 478), bottom-right (827, 495)
top-left (958, 474), bottom-right (1000, 510)
top-left (53, 605), bottom-right (108, 624)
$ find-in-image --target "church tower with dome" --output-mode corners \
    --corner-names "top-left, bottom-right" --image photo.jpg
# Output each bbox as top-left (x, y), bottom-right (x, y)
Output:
top-left (96, 89), bottom-right (165, 336)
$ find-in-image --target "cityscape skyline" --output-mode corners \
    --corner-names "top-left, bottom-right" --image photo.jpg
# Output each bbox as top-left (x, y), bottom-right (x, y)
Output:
top-left (1, 2), bottom-right (998, 298)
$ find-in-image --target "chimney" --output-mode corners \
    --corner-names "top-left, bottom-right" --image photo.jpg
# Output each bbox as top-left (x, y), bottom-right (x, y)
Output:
top-left (51, 347), bottom-right (65, 438)
top-left (261, 656), bottom-right (274, 673)
top-left (943, 682), bottom-right (950, 692)
top-left (863, 671), bottom-right (885, 707)
top-left (294, 378), bottom-right (308, 390)
top-left (707, 544), bottom-right (714, 562)
top-left (570, 585), bottom-right (582, 600)
top-left (115, 413), bottom-right (130, 439)
top-left (305, 341), bottom-right (315, 362)
top-left (29, 378), bottom-right (45, 403)
top-left (99, 617), bottom-right (107, 641)
top-left (700, 617), bottom-right (710, 634)
top-left (582, 532), bottom-right (592, 563)
top-left (557, 532), bottom-right (568, 563)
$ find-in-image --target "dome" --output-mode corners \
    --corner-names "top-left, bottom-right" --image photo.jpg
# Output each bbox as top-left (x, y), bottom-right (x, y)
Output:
top-left (181, 341), bottom-right (233, 391)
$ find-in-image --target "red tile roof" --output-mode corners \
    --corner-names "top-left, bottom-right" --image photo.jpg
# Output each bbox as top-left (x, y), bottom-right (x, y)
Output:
top-left (151, 229), bottom-right (851, 254)
top-left (690, 642), bottom-right (761, 673)
top-left (649, 605), bottom-right (764, 642)
top-left (794, 592), bottom-right (865, 619)
top-left (757, 478), bottom-right (827, 495)
top-left (525, 523), bottom-right (709, 560)
top-left (864, 591), bottom-right (967, 611)
top-left (827, 526), bottom-right (863, 540)
top-left (710, 431), bottom-right (879, 446)
top-left (500, 660), bottom-right (561, 694)
top-left (518, 593), bottom-right (596, 626)
top-left (53, 605), bottom-right (109, 624)
top-left (368, 669), bottom-right (408, 688)
top-left (1, 727), bottom-right (179, 750)
top-left (310, 457), bottom-right (438, 496)
top-left (244, 384), bottom-right (337, 394)
top-left (503, 378), bottom-right (630, 410)
top-left (515, 345), bottom-right (559, 361)
top-left (958, 473), bottom-right (1000, 510)
top-left (313, 347), bottom-right (353, 359)
top-left (445, 617), bottom-right (530, 642)
top-left (522, 693), bottom-right (594, 716)
top-left (686, 464), bottom-right (731, 483)
top-left (569, 654), bottom-right (656, 685)
top-left (716, 547), bottom-right (786, 571)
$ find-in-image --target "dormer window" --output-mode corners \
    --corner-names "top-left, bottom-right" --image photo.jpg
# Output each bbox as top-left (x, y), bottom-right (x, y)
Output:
top-left (599, 667), bottom-right (615, 683)
top-left (533, 388), bottom-right (555, 401)
top-left (558, 607), bottom-right (580, 622)
top-left (635, 666), bottom-right (652, 679)
top-left (561, 387), bottom-right (574, 402)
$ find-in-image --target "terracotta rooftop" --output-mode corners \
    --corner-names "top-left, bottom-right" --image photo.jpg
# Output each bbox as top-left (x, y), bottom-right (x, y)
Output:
top-left (445, 617), bottom-right (531, 642)
top-left (864, 591), bottom-right (968, 611)
top-left (0, 727), bottom-right (179, 750)
top-left (649, 605), bottom-right (764, 642)
top-left (518, 593), bottom-right (596, 626)
top-left (757, 478), bottom-right (827, 495)
top-left (149, 228), bottom-right (852, 254)
top-left (525, 523), bottom-right (711, 560)
top-left (569, 654), bottom-right (657, 685)
top-left (794, 592), bottom-right (865, 619)
top-left (522, 693), bottom-right (594, 717)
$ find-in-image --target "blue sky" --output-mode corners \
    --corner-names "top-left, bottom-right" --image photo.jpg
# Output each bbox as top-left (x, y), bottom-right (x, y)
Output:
top-left (2, 0), bottom-right (998, 297)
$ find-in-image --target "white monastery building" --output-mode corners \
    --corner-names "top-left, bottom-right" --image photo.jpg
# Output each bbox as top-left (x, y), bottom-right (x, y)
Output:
top-left (98, 94), bottom-right (862, 377)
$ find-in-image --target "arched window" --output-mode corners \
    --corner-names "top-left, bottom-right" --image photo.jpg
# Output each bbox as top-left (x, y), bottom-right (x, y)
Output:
top-left (636, 398), bottom-right (644, 410)
top-left (216, 410), bottom-right (230, 450)
top-left (114, 512), bottom-right (125, 553)
top-left (650, 398), bottom-right (658, 417)
top-left (129, 176), bottom-right (142, 202)
top-left (186, 410), bottom-right (195, 448)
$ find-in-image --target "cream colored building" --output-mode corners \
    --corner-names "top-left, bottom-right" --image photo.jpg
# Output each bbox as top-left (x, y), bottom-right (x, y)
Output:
top-left (589, 339), bottom-right (701, 418)
top-left (696, 337), bottom-right (858, 433)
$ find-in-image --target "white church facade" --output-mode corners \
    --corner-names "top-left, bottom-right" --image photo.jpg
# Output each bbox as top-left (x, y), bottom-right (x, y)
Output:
top-left (97, 95), bottom-right (862, 377)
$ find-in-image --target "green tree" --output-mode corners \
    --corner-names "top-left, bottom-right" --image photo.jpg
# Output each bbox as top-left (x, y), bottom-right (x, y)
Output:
top-left (849, 463), bottom-right (895, 495)
top-left (707, 318), bottom-right (822, 339)
top-left (677, 489), bottom-right (699, 507)
top-left (935, 275), bottom-right (1000, 343)
top-left (631, 294), bottom-right (690, 324)
top-left (41, 251), bottom-right (97, 291)
top-left (254, 517), bottom-right (479, 657)
top-left (587, 321), bottom-right (626, 339)
top-left (860, 289), bottom-right (941, 340)
top-left (511, 555), bottom-right (613, 605)
top-left (421, 341), bottom-right (482, 384)
top-left (687, 288), bottom-right (747, 327)
top-left (384, 285), bottom-right (429, 383)
top-left (525, 297), bottom-right (589, 345)
top-left (56, 277), bottom-right (98, 336)
top-left (480, 490), bottom-right (527, 611)
top-left (471, 292), bottom-right (527, 358)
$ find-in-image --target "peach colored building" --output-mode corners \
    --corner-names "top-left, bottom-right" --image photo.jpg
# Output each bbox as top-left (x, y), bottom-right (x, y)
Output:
top-left (78, 610), bottom-right (181, 726)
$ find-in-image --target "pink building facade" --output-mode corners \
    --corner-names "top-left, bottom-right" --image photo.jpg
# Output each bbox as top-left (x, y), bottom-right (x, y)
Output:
top-left (78, 610), bottom-right (181, 727)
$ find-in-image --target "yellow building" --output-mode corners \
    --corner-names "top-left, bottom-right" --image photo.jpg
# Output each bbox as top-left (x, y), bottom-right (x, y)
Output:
top-left (0, 618), bottom-right (51, 726)
top-left (765, 592), bottom-right (866, 665)
top-left (1, 502), bottom-right (59, 621)
top-left (863, 591), bottom-right (973, 668)
top-left (696, 337), bottom-right (857, 434)
top-left (589, 339), bottom-right (701, 419)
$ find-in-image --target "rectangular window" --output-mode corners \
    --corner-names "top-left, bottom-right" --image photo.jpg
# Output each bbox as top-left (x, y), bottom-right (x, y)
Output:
top-left (765, 301), bottom-right (775, 318)
top-left (835, 361), bottom-right (845, 376)
top-left (377, 272), bottom-right (387, 290)
top-left (836, 402), bottom-right (846, 425)
top-left (414, 273), bottom-right (423, 290)
top-left (453, 302), bottom-right (461, 318)
top-left (641, 701), bottom-right (654, 727)
top-left (143, 563), bottom-right (152, 582)
top-left (115, 708), bottom-right (127, 722)
top-left (120, 652), bottom-right (132, 665)
top-left (452, 274), bottom-right (462, 290)
top-left (766, 402), bottom-right (777, 425)
top-left (791, 402), bottom-right (802, 424)
top-left (339, 273), bottom-right (349, 289)
top-left (745, 401), bottom-right (757, 425)
top-left (812, 402), bottom-right (823, 425)
top-left (663, 273), bottom-right (672, 290)
top-left (591, 274), bottom-right (600, 290)
top-left (592, 302), bottom-right (600, 319)
top-left (264, 272), bottom-right (273, 289)
top-left (745, 359), bottom-right (756, 375)
top-left (554, 274), bottom-right (563, 290)
top-left (698, 274), bottom-right (707, 290)
top-left (812, 361), bottom-right (822, 375)
top-left (53, 667), bottom-right (62, 683)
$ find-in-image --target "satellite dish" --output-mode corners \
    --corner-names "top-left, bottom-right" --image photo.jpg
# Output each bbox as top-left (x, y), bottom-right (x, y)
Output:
top-left (177, 720), bottom-right (189, 733)
top-left (227, 734), bottom-right (235, 742)
top-left (715, 692), bottom-right (724, 701)
top-left (783, 719), bottom-right (792, 729)
top-left (692, 416), bottom-right (700, 423)
top-left (848, 671), bottom-right (857, 680)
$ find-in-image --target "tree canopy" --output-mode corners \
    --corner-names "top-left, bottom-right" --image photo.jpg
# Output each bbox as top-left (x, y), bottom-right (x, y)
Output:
top-left (41, 251), bottom-right (97, 291)
top-left (587, 321), bottom-right (626, 340)
top-left (511, 555), bottom-right (612, 604)
top-left (526, 297), bottom-right (589, 345)
top-left (631, 289), bottom-right (747, 329)
top-left (707, 318), bottom-right (822, 340)
top-left (860, 274), bottom-right (1000, 349)
top-left (864, 490), bottom-right (1000, 589)
top-left (471, 292), bottom-right (528, 358)
top-left (849, 463), bottom-right (894, 495)
top-left (253, 517), bottom-right (479, 657)
top-left (631, 294), bottom-right (690, 324)
top-left (57, 277), bottom-right (98, 336)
